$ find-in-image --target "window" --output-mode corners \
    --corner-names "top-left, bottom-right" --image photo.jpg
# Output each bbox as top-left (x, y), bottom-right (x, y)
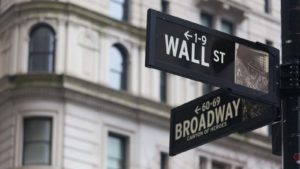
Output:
top-left (264, 0), bottom-right (271, 14)
top-left (109, 44), bottom-right (127, 90)
top-left (161, 0), bottom-right (169, 13)
top-left (107, 133), bottom-right (128, 169)
top-left (201, 12), bottom-right (214, 94)
top-left (221, 20), bottom-right (234, 35)
top-left (266, 39), bottom-right (273, 46)
top-left (29, 24), bottom-right (55, 73)
top-left (160, 72), bottom-right (167, 102)
top-left (23, 117), bottom-right (52, 165)
top-left (160, 152), bottom-right (169, 169)
top-left (202, 84), bottom-right (213, 95)
top-left (200, 157), bottom-right (207, 169)
top-left (109, 0), bottom-right (128, 21)
top-left (199, 156), bottom-right (242, 169)
top-left (201, 13), bottom-right (213, 28)
top-left (212, 161), bottom-right (230, 169)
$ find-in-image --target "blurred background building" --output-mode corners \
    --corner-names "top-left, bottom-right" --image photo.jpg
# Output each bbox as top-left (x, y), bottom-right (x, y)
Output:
top-left (0, 0), bottom-right (281, 169)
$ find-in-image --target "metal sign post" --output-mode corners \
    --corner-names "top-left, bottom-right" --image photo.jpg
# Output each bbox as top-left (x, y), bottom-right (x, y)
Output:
top-left (281, 1), bottom-right (300, 168)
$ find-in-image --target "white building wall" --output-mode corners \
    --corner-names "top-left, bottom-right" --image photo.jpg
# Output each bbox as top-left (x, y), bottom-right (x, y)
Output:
top-left (0, 102), bottom-right (14, 169)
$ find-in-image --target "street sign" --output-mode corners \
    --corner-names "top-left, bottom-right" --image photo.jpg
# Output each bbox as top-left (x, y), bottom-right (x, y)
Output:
top-left (146, 9), bottom-right (279, 105)
top-left (169, 89), bottom-right (277, 156)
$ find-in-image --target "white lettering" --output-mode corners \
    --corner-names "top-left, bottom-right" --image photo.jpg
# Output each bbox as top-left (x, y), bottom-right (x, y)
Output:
top-left (178, 40), bottom-right (190, 61)
top-left (201, 46), bottom-right (209, 67)
top-left (213, 50), bottom-right (220, 62)
top-left (213, 50), bottom-right (226, 64)
top-left (207, 110), bottom-right (215, 128)
top-left (190, 117), bottom-right (198, 134)
top-left (199, 113), bottom-right (206, 131)
top-left (175, 123), bottom-right (182, 140)
top-left (183, 120), bottom-right (190, 137)
top-left (232, 99), bottom-right (241, 117)
top-left (191, 43), bottom-right (200, 64)
top-left (215, 105), bottom-right (225, 124)
top-left (165, 34), bottom-right (179, 57)
top-left (225, 102), bottom-right (233, 120)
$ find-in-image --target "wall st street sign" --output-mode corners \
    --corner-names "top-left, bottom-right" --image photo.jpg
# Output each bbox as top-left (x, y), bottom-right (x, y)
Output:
top-left (169, 89), bottom-right (277, 156)
top-left (146, 9), bottom-right (279, 105)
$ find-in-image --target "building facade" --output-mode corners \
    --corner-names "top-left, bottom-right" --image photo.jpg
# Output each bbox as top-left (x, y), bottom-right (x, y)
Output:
top-left (0, 0), bottom-right (281, 169)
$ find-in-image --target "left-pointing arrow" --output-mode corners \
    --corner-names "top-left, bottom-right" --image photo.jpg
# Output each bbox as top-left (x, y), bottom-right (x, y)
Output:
top-left (194, 106), bottom-right (201, 114)
top-left (184, 31), bottom-right (192, 40)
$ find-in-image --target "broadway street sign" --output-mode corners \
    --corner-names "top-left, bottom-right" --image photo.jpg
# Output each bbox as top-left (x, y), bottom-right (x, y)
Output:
top-left (146, 9), bottom-right (279, 105)
top-left (169, 89), bottom-right (277, 156)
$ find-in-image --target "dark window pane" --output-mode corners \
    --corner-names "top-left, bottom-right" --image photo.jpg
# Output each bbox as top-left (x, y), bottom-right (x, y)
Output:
top-left (24, 118), bottom-right (51, 142)
top-left (107, 133), bottom-right (127, 169)
top-left (201, 13), bottom-right (213, 28)
top-left (221, 20), bottom-right (234, 35)
top-left (23, 117), bottom-right (52, 165)
top-left (160, 152), bottom-right (169, 169)
top-left (30, 27), bottom-right (55, 52)
top-left (265, 0), bottom-right (270, 13)
top-left (202, 84), bottom-right (213, 95)
top-left (161, 0), bottom-right (169, 13)
top-left (266, 39), bottom-right (273, 46)
top-left (212, 161), bottom-right (230, 169)
top-left (29, 25), bottom-right (55, 73)
top-left (23, 143), bottom-right (51, 165)
top-left (29, 53), bottom-right (54, 72)
top-left (200, 157), bottom-right (207, 169)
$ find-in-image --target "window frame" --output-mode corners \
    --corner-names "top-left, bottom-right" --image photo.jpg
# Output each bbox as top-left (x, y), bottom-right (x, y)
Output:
top-left (212, 160), bottom-right (231, 169)
top-left (160, 152), bottom-right (169, 169)
top-left (107, 132), bottom-right (128, 169)
top-left (266, 39), bottom-right (273, 46)
top-left (264, 0), bottom-right (271, 14)
top-left (22, 117), bottom-right (53, 165)
top-left (109, 44), bottom-right (128, 90)
top-left (15, 109), bottom-right (59, 168)
top-left (201, 12), bottom-right (213, 28)
top-left (103, 123), bottom-right (136, 169)
top-left (220, 19), bottom-right (234, 35)
top-left (161, 0), bottom-right (169, 13)
top-left (197, 151), bottom-right (244, 169)
top-left (28, 23), bottom-right (56, 73)
top-left (109, 0), bottom-right (129, 21)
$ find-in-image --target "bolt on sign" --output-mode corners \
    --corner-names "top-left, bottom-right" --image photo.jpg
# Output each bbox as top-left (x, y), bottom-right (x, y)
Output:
top-left (169, 89), bottom-right (277, 156)
top-left (146, 9), bottom-right (279, 105)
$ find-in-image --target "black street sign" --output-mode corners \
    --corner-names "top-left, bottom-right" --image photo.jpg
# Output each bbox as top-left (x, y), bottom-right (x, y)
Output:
top-left (146, 9), bottom-right (279, 105)
top-left (169, 89), bottom-right (277, 156)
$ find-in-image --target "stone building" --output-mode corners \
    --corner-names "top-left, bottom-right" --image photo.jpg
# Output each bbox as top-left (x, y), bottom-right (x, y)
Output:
top-left (0, 0), bottom-right (281, 169)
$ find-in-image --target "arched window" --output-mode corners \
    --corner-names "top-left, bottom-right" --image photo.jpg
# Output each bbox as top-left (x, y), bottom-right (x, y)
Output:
top-left (109, 44), bottom-right (127, 90)
top-left (28, 24), bottom-right (55, 73)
